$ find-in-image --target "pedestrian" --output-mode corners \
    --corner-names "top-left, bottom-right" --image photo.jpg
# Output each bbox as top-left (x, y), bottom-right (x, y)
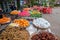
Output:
top-left (10, 3), bottom-right (16, 11)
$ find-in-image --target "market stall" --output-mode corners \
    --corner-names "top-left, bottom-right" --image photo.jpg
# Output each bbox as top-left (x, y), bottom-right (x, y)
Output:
top-left (0, 6), bottom-right (59, 40)
top-left (0, 17), bottom-right (59, 40)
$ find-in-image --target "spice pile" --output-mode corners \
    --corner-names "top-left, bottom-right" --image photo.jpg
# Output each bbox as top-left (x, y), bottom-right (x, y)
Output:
top-left (31, 32), bottom-right (58, 40)
top-left (0, 27), bottom-right (30, 40)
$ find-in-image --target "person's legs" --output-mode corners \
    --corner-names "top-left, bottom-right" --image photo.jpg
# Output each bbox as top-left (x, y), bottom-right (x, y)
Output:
top-left (0, 14), bottom-right (3, 19)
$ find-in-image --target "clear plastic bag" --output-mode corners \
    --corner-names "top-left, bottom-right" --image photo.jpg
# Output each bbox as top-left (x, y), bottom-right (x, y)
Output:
top-left (33, 18), bottom-right (51, 29)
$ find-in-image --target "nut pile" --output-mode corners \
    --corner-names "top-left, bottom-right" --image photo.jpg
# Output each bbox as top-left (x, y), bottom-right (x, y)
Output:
top-left (0, 27), bottom-right (30, 40)
top-left (31, 32), bottom-right (58, 40)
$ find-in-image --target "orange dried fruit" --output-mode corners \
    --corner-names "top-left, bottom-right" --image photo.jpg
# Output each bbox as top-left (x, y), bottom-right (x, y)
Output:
top-left (13, 19), bottom-right (30, 28)
top-left (10, 10), bottom-right (19, 15)
top-left (0, 17), bottom-right (10, 24)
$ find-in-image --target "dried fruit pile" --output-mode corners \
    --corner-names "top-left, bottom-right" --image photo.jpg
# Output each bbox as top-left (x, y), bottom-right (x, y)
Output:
top-left (0, 17), bottom-right (10, 24)
top-left (10, 10), bottom-right (19, 15)
top-left (13, 19), bottom-right (30, 28)
top-left (30, 10), bottom-right (42, 18)
top-left (31, 32), bottom-right (58, 40)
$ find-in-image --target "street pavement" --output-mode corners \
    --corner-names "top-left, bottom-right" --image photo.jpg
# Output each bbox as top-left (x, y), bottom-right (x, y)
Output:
top-left (42, 7), bottom-right (60, 37)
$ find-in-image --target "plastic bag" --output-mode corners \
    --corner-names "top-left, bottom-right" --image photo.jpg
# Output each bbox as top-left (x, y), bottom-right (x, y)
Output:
top-left (33, 18), bottom-right (51, 28)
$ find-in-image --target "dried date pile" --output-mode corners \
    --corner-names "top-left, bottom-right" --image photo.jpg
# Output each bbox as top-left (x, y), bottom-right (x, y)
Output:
top-left (0, 27), bottom-right (30, 40)
top-left (31, 32), bottom-right (58, 40)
